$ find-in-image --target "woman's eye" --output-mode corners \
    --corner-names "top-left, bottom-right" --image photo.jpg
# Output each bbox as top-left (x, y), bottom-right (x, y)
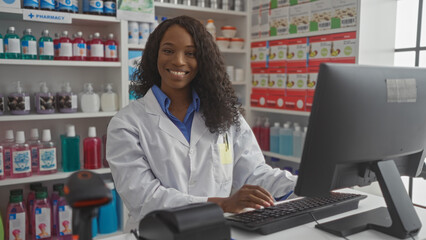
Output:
top-left (162, 49), bottom-right (173, 54)
top-left (186, 52), bottom-right (195, 56)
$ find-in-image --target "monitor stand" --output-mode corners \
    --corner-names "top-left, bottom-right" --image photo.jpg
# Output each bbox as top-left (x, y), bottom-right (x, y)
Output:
top-left (315, 160), bottom-right (422, 239)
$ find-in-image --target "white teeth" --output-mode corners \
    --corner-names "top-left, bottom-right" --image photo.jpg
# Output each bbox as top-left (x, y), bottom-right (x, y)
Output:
top-left (170, 70), bottom-right (186, 76)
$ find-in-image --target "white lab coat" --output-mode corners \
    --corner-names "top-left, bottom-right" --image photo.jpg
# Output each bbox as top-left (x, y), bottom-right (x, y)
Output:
top-left (106, 88), bottom-right (297, 231)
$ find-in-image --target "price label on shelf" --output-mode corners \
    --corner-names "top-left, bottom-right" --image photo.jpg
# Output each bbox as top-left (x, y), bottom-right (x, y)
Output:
top-left (23, 9), bottom-right (71, 24)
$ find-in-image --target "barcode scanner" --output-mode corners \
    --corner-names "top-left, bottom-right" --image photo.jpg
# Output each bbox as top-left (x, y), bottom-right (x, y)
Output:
top-left (64, 170), bottom-right (112, 240)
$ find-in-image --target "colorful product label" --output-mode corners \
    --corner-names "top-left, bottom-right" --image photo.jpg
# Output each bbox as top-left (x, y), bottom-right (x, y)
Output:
top-left (5, 38), bottom-right (21, 54)
top-left (8, 96), bottom-right (31, 112)
top-left (58, 42), bottom-right (72, 57)
top-left (9, 212), bottom-right (26, 240)
top-left (104, 1), bottom-right (116, 13)
top-left (13, 150), bottom-right (31, 174)
top-left (89, 0), bottom-right (103, 13)
top-left (40, 0), bottom-right (55, 9)
top-left (39, 148), bottom-right (57, 171)
top-left (23, 0), bottom-right (39, 8)
top-left (39, 41), bottom-right (54, 56)
top-left (91, 44), bottom-right (104, 57)
top-left (105, 45), bottom-right (117, 58)
top-left (57, 94), bottom-right (77, 110)
top-left (0, 151), bottom-right (3, 176)
top-left (58, 0), bottom-right (73, 11)
top-left (59, 205), bottom-right (73, 236)
top-left (73, 43), bottom-right (87, 57)
top-left (35, 207), bottom-right (51, 239)
top-left (5, 148), bottom-right (11, 171)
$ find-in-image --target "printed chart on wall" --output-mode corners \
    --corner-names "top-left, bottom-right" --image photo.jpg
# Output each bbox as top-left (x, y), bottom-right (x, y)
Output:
top-left (117, 0), bottom-right (154, 22)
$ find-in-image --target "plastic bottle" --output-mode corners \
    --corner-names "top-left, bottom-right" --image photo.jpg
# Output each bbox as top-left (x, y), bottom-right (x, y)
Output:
top-left (56, 31), bottom-right (72, 60)
top-left (197, 0), bottom-right (205, 7)
top-left (139, 22), bottom-right (150, 46)
top-left (72, 31), bottom-right (87, 61)
top-left (210, 0), bottom-right (218, 8)
top-left (32, 187), bottom-right (52, 239)
top-left (57, 188), bottom-right (72, 239)
top-left (85, 34), bottom-right (92, 59)
top-left (23, 0), bottom-right (39, 9)
top-left (72, 0), bottom-right (79, 12)
top-left (58, 0), bottom-right (73, 12)
top-left (102, 134), bottom-right (109, 167)
top-left (39, 30), bottom-right (54, 60)
top-left (38, 129), bottom-right (57, 175)
top-left (89, 0), bottom-right (103, 14)
top-left (6, 190), bottom-right (27, 240)
top-left (270, 122), bottom-right (280, 154)
top-left (27, 182), bottom-right (42, 236)
top-left (260, 118), bottom-right (270, 151)
top-left (51, 184), bottom-right (61, 238)
top-left (293, 125), bottom-right (303, 158)
top-left (11, 131), bottom-right (32, 178)
top-left (82, 0), bottom-right (90, 12)
top-left (0, 33), bottom-right (4, 59)
top-left (279, 123), bottom-right (293, 156)
top-left (101, 83), bottom-right (118, 112)
top-left (57, 82), bottom-right (78, 113)
top-left (89, 32), bottom-right (104, 61)
top-left (21, 28), bottom-right (37, 60)
top-left (2, 130), bottom-right (14, 177)
top-left (4, 26), bottom-right (21, 59)
top-left (98, 182), bottom-right (118, 234)
top-left (150, 16), bottom-right (160, 34)
top-left (35, 82), bottom-right (56, 114)
top-left (28, 128), bottom-right (43, 173)
top-left (61, 125), bottom-right (80, 172)
top-left (8, 81), bottom-right (31, 115)
top-left (252, 117), bottom-right (262, 145)
top-left (206, 19), bottom-right (216, 40)
top-left (103, 0), bottom-right (116, 16)
top-left (0, 145), bottom-right (4, 180)
top-left (301, 126), bottom-right (307, 155)
top-left (40, 0), bottom-right (55, 11)
top-left (104, 33), bottom-right (118, 61)
top-left (53, 33), bottom-right (60, 59)
top-left (128, 21), bottom-right (139, 44)
top-left (81, 83), bottom-right (100, 112)
top-left (84, 126), bottom-right (102, 169)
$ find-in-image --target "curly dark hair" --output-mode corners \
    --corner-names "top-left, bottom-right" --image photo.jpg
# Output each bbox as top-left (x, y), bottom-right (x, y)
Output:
top-left (131, 15), bottom-right (244, 134)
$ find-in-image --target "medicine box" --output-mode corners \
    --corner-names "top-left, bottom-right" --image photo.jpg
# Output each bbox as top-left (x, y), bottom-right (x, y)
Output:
top-left (289, 3), bottom-right (310, 34)
top-left (330, 31), bottom-right (357, 63)
top-left (331, 0), bottom-right (358, 29)
top-left (286, 37), bottom-right (308, 67)
top-left (268, 68), bottom-right (286, 95)
top-left (310, 0), bottom-right (332, 32)
top-left (251, 41), bottom-right (269, 68)
top-left (252, 68), bottom-right (269, 94)
top-left (0, 0), bottom-right (21, 9)
top-left (269, 6), bottom-right (289, 36)
top-left (269, 39), bottom-right (287, 68)
top-left (308, 34), bottom-right (332, 66)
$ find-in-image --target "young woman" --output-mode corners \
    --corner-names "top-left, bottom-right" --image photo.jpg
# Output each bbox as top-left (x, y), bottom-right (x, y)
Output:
top-left (106, 15), bottom-right (296, 231)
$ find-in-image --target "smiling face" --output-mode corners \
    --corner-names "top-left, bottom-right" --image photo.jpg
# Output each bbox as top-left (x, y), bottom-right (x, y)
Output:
top-left (157, 24), bottom-right (198, 96)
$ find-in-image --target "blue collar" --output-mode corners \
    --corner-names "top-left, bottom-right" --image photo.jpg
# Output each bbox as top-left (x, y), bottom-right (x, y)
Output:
top-left (151, 85), bottom-right (200, 114)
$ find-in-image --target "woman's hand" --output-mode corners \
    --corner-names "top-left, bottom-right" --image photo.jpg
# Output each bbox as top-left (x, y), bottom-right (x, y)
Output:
top-left (208, 185), bottom-right (275, 213)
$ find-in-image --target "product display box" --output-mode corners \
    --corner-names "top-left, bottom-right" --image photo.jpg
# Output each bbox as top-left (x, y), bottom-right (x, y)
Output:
top-left (252, 68), bottom-right (269, 94)
top-left (0, 0), bottom-right (20, 9)
top-left (285, 95), bottom-right (305, 111)
top-left (252, 0), bottom-right (261, 12)
top-left (266, 94), bottom-right (286, 109)
top-left (251, 41), bottom-right (269, 68)
top-left (250, 93), bottom-right (268, 108)
top-left (286, 37), bottom-right (308, 67)
top-left (260, 0), bottom-right (270, 11)
top-left (310, 0), bottom-right (332, 32)
top-left (289, 0), bottom-right (310, 5)
top-left (330, 31), bottom-right (357, 63)
top-left (268, 68), bottom-right (286, 95)
top-left (305, 96), bottom-right (314, 112)
top-left (286, 67), bottom-right (307, 96)
top-left (251, 11), bottom-right (261, 39)
top-left (269, 39), bottom-right (287, 68)
top-left (269, 6), bottom-right (290, 36)
top-left (331, 0), bottom-right (358, 29)
top-left (289, 2), bottom-right (310, 34)
top-left (270, 0), bottom-right (289, 9)
top-left (307, 66), bottom-right (319, 96)
top-left (260, 10), bottom-right (270, 38)
top-left (308, 34), bottom-right (332, 66)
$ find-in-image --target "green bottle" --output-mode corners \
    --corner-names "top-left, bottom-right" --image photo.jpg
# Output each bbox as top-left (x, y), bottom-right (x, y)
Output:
top-left (0, 33), bottom-right (4, 59)
top-left (4, 26), bottom-right (21, 59)
top-left (21, 28), bottom-right (37, 60)
top-left (39, 29), bottom-right (54, 60)
top-left (61, 125), bottom-right (81, 172)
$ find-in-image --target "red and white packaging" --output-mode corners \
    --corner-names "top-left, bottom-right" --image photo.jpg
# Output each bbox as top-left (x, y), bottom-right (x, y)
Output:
top-left (251, 41), bottom-right (269, 68)
top-left (307, 66), bottom-right (319, 96)
top-left (330, 31), bottom-right (357, 63)
top-left (308, 34), bottom-right (332, 66)
top-left (285, 96), bottom-right (305, 111)
top-left (286, 67), bottom-right (308, 97)
top-left (252, 68), bottom-right (269, 94)
top-left (250, 93), bottom-right (268, 108)
top-left (269, 39), bottom-right (287, 68)
top-left (286, 37), bottom-right (308, 67)
top-left (268, 68), bottom-right (286, 96)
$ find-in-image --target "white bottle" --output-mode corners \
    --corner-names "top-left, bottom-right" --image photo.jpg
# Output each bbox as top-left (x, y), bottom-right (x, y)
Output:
top-left (128, 21), bottom-right (139, 44)
top-left (293, 125), bottom-right (303, 158)
top-left (150, 16), bottom-right (160, 34)
top-left (139, 22), bottom-right (150, 46)
top-left (80, 83), bottom-right (100, 113)
top-left (206, 19), bottom-right (216, 40)
top-left (101, 83), bottom-right (118, 112)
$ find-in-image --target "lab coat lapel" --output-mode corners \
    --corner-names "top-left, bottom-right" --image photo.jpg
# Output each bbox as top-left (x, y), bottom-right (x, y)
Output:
top-left (144, 89), bottom-right (190, 147)
top-left (190, 112), bottom-right (208, 147)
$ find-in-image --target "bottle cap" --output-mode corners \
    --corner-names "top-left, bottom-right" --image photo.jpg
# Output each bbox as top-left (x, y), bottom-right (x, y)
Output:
top-left (274, 122), bottom-right (280, 127)
top-left (295, 125), bottom-right (301, 131)
top-left (42, 29), bottom-right (49, 37)
top-left (40, 82), bottom-right (49, 93)
top-left (105, 181), bottom-right (115, 190)
top-left (55, 32), bottom-right (60, 38)
top-left (105, 83), bottom-right (113, 92)
top-left (10, 188), bottom-right (23, 196)
top-left (88, 34), bottom-right (93, 40)
top-left (24, 28), bottom-right (32, 35)
top-left (62, 30), bottom-right (68, 37)
top-left (16, 81), bottom-right (23, 94)
top-left (94, 32), bottom-right (100, 38)
top-left (30, 128), bottom-right (39, 139)
top-left (108, 33), bottom-right (114, 39)
top-left (42, 129), bottom-right (51, 142)
top-left (15, 131), bottom-right (25, 144)
top-left (30, 182), bottom-right (43, 191)
top-left (36, 188), bottom-right (48, 199)
top-left (77, 31), bottom-right (83, 37)
top-left (284, 123), bottom-right (290, 129)
top-left (161, 16), bottom-right (167, 21)
top-left (5, 129), bottom-right (14, 140)
top-left (86, 83), bottom-right (94, 93)
top-left (63, 82), bottom-right (72, 93)
top-left (88, 126), bottom-right (97, 138)
top-left (67, 125), bottom-right (76, 137)
top-left (53, 183), bottom-right (64, 192)
top-left (207, 19), bottom-right (214, 23)
top-left (264, 118), bottom-right (270, 127)
top-left (7, 26), bottom-right (15, 33)
top-left (304, 127), bottom-right (308, 132)
top-left (9, 194), bottom-right (23, 203)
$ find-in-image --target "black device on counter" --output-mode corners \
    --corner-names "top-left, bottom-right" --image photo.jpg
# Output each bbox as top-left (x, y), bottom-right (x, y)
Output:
top-left (65, 170), bottom-right (112, 240)
top-left (136, 202), bottom-right (230, 240)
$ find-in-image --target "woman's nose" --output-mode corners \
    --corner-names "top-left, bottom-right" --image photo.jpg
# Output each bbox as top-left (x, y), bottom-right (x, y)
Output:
top-left (172, 51), bottom-right (185, 66)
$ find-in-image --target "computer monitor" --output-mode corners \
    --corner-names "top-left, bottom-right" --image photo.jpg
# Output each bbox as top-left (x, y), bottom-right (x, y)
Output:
top-left (295, 63), bottom-right (425, 239)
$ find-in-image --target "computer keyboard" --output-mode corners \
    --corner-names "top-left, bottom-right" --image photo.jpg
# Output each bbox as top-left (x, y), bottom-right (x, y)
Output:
top-left (226, 192), bottom-right (367, 235)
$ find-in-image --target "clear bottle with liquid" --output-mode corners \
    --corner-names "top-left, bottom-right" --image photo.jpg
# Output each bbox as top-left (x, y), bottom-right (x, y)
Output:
top-left (103, 0), bottom-right (116, 16)
top-left (35, 82), bottom-right (56, 114)
top-left (61, 125), bottom-right (80, 172)
top-left (104, 33), bottom-right (118, 61)
top-left (32, 187), bottom-right (52, 240)
top-left (4, 26), bottom-right (21, 59)
top-left (27, 182), bottom-right (42, 236)
top-left (57, 82), bottom-right (78, 113)
top-left (21, 28), bottom-right (37, 60)
top-left (81, 83), bottom-right (100, 113)
top-left (56, 31), bottom-right (72, 60)
top-left (2, 130), bottom-right (14, 177)
top-left (101, 83), bottom-right (118, 112)
top-left (84, 126), bottom-right (102, 169)
top-left (260, 118), bottom-right (270, 151)
top-left (252, 117), bottom-right (262, 145)
top-left (38, 129), bottom-right (57, 175)
top-left (6, 190), bottom-right (27, 240)
top-left (8, 81), bottom-right (31, 115)
top-left (270, 122), bottom-right (280, 154)
top-left (28, 128), bottom-right (43, 173)
top-left (72, 31), bottom-right (87, 61)
top-left (206, 19), bottom-right (216, 40)
top-left (279, 123), bottom-right (293, 156)
top-left (0, 33), bottom-right (4, 59)
top-left (89, 32), bottom-right (104, 61)
top-left (57, 188), bottom-right (72, 239)
top-left (53, 33), bottom-right (60, 59)
top-left (39, 30), bottom-right (54, 60)
top-left (11, 131), bottom-right (32, 178)
top-left (292, 125), bottom-right (303, 158)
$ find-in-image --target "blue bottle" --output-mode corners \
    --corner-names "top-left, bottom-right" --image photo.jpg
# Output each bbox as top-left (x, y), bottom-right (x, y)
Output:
top-left (279, 123), bottom-right (293, 156)
top-left (293, 125), bottom-right (303, 157)
top-left (270, 122), bottom-right (280, 153)
top-left (98, 182), bottom-right (118, 234)
top-left (92, 217), bottom-right (97, 237)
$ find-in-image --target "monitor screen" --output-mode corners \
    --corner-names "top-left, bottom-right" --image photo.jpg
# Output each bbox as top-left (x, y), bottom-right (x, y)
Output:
top-left (295, 63), bottom-right (426, 238)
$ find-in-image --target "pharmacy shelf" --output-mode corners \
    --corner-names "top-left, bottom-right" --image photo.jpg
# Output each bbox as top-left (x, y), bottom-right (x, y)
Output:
top-left (128, 43), bottom-right (145, 50)
top-left (251, 107), bottom-right (310, 117)
top-left (0, 168), bottom-right (111, 187)
top-left (0, 112), bottom-right (116, 122)
top-left (0, 59), bottom-right (121, 67)
top-left (155, 2), bottom-right (246, 20)
top-left (231, 81), bottom-right (247, 86)
top-left (262, 151), bottom-right (300, 164)
top-left (254, 26), bottom-right (358, 42)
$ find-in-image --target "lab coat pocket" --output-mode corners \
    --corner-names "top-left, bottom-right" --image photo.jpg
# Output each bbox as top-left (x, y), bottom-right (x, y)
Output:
top-left (211, 143), bottom-right (233, 184)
